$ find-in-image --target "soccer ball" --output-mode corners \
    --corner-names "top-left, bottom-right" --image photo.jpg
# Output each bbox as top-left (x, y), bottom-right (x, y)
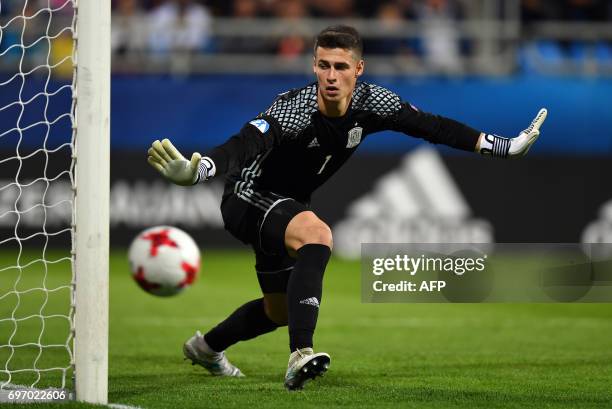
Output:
top-left (128, 226), bottom-right (200, 296)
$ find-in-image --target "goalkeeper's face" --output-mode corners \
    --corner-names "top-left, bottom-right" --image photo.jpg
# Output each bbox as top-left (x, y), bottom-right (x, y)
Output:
top-left (313, 47), bottom-right (364, 104)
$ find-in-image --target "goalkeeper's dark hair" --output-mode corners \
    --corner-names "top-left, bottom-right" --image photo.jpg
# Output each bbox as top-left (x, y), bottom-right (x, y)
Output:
top-left (314, 25), bottom-right (363, 59)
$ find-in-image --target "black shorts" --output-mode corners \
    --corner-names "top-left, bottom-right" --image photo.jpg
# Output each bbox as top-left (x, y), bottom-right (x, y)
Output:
top-left (220, 191), bottom-right (309, 294)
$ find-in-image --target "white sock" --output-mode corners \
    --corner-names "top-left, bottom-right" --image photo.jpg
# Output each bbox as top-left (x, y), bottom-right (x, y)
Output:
top-left (196, 331), bottom-right (222, 356)
top-left (288, 347), bottom-right (313, 367)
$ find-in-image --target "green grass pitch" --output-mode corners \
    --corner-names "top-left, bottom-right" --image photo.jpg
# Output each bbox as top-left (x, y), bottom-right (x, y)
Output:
top-left (1, 249), bottom-right (612, 408)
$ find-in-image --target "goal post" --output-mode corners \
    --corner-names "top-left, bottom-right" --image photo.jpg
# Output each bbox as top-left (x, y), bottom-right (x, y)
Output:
top-left (0, 0), bottom-right (109, 404)
top-left (74, 0), bottom-right (110, 404)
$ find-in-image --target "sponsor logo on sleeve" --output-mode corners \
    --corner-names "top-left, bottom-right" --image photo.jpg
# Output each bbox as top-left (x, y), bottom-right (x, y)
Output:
top-left (249, 119), bottom-right (270, 134)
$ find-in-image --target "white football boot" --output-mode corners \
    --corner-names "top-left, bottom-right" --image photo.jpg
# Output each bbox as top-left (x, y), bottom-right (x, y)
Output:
top-left (183, 331), bottom-right (244, 377)
top-left (284, 347), bottom-right (330, 390)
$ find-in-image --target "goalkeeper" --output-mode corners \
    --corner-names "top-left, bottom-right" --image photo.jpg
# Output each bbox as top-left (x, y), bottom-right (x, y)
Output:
top-left (148, 25), bottom-right (547, 391)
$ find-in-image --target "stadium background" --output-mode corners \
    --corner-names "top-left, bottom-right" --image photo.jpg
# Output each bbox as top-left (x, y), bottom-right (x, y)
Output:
top-left (1, 0), bottom-right (612, 407)
top-left (2, 0), bottom-right (612, 250)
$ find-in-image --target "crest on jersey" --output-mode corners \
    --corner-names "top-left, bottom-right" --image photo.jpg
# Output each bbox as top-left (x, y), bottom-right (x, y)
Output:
top-left (249, 119), bottom-right (270, 134)
top-left (347, 127), bottom-right (363, 148)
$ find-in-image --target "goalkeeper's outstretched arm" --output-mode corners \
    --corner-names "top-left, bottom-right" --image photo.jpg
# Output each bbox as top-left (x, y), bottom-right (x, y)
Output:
top-left (148, 116), bottom-right (282, 186)
top-left (390, 103), bottom-right (548, 159)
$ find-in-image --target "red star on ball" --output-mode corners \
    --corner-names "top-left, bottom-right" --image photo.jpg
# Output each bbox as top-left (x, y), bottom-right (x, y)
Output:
top-left (141, 229), bottom-right (178, 256)
top-left (179, 261), bottom-right (199, 288)
top-left (133, 266), bottom-right (161, 291)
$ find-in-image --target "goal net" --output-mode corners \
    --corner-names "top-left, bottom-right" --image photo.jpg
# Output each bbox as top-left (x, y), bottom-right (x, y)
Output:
top-left (0, 0), bottom-right (109, 404)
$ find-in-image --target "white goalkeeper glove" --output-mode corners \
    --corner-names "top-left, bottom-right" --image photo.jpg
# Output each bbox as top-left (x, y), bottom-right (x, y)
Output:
top-left (478, 108), bottom-right (548, 158)
top-left (147, 138), bottom-right (215, 186)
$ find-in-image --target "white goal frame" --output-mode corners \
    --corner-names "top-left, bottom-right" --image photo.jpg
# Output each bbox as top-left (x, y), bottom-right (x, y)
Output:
top-left (0, 0), bottom-right (111, 404)
top-left (0, 0), bottom-right (109, 405)
top-left (73, 0), bottom-right (110, 404)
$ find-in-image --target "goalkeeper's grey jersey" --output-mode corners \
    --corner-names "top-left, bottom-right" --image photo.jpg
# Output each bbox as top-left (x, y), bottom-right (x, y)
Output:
top-left (207, 81), bottom-right (480, 204)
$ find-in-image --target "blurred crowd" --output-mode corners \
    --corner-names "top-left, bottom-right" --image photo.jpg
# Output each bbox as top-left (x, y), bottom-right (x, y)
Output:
top-left (0, 0), bottom-right (610, 75)
top-left (521, 0), bottom-right (612, 23)
top-left (110, 0), bottom-right (612, 20)
top-left (109, 0), bottom-right (612, 57)
top-left (108, 0), bottom-right (474, 72)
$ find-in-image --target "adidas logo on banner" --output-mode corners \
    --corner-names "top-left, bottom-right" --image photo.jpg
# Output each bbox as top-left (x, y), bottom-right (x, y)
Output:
top-left (333, 147), bottom-right (493, 259)
top-left (308, 138), bottom-right (320, 148)
top-left (582, 199), bottom-right (612, 243)
top-left (299, 297), bottom-right (320, 308)
top-left (581, 199), bottom-right (612, 268)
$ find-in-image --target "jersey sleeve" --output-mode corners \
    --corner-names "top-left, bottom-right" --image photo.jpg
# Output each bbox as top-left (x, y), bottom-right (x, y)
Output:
top-left (386, 102), bottom-right (481, 152)
top-left (205, 115), bottom-right (282, 176)
top-left (355, 83), bottom-right (481, 152)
